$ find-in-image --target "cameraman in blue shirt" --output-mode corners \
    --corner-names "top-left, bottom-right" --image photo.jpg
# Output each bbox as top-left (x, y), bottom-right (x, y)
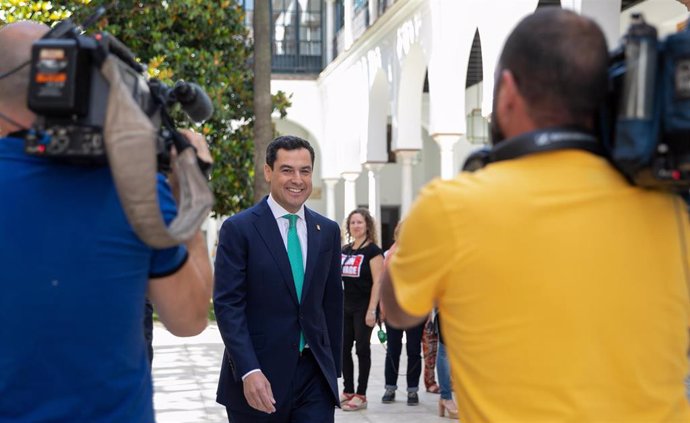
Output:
top-left (0, 21), bottom-right (213, 423)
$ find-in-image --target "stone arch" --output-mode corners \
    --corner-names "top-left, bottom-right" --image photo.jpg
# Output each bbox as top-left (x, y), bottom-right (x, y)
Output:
top-left (394, 43), bottom-right (428, 151)
top-left (478, 0), bottom-right (540, 116)
top-left (465, 28), bottom-right (489, 147)
top-left (364, 69), bottom-right (390, 163)
top-left (334, 67), bottom-right (365, 174)
top-left (537, 0), bottom-right (563, 8)
top-left (466, 29), bottom-right (483, 89)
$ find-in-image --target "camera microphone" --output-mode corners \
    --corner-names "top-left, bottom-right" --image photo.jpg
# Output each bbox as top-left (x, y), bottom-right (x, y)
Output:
top-left (172, 81), bottom-right (214, 123)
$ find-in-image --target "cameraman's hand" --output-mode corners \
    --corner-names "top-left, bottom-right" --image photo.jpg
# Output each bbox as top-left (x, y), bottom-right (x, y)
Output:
top-left (178, 129), bottom-right (212, 165)
top-left (168, 129), bottom-right (212, 201)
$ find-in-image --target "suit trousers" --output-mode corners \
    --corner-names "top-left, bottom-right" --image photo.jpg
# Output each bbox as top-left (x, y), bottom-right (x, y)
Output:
top-left (225, 349), bottom-right (334, 423)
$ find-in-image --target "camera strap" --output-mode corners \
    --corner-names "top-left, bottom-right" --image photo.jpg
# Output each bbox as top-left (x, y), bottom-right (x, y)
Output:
top-left (491, 127), bottom-right (603, 162)
top-left (463, 127), bottom-right (603, 171)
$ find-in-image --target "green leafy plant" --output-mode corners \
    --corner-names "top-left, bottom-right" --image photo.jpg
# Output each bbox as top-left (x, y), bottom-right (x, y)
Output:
top-left (0, 0), bottom-right (291, 216)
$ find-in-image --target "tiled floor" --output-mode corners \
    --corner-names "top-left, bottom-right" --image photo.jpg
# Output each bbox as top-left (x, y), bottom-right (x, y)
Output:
top-left (152, 323), bottom-right (456, 423)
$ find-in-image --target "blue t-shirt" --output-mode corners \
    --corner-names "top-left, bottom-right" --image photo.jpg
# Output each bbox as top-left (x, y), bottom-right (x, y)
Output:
top-left (0, 136), bottom-right (188, 423)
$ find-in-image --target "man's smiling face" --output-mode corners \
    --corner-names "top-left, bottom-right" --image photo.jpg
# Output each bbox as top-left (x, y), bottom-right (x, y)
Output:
top-left (264, 147), bottom-right (313, 213)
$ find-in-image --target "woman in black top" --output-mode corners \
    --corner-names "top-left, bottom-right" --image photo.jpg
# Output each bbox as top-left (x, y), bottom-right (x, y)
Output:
top-left (340, 208), bottom-right (384, 411)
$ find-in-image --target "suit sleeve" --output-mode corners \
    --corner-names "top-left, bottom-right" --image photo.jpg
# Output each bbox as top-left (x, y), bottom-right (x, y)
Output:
top-left (322, 223), bottom-right (344, 376)
top-left (213, 218), bottom-right (260, 381)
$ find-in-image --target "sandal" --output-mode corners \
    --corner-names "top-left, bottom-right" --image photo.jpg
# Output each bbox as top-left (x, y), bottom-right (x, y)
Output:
top-left (342, 394), bottom-right (368, 411)
top-left (340, 392), bottom-right (354, 405)
top-left (426, 383), bottom-right (440, 394)
top-left (438, 398), bottom-right (459, 419)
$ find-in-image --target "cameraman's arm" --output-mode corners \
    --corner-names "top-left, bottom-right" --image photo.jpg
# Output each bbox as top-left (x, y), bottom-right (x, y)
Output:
top-left (148, 129), bottom-right (213, 336)
top-left (149, 231), bottom-right (213, 337)
top-left (382, 181), bottom-right (453, 328)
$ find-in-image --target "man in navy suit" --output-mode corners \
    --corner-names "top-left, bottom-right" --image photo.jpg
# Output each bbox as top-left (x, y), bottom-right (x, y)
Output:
top-left (214, 136), bottom-right (343, 423)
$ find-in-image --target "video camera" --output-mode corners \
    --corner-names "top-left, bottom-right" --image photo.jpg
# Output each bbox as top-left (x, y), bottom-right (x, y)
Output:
top-left (602, 13), bottom-right (690, 192)
top-left (23, 8), bottom-right (213, 172)
top-left (16, 7), bottom-right (214, 248)
top-left (464, 13), bottom-right (690, 195)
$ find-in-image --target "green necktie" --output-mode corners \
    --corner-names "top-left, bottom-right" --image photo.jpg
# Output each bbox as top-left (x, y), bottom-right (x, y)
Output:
top-left (284, 214), bottom-right (305, 352)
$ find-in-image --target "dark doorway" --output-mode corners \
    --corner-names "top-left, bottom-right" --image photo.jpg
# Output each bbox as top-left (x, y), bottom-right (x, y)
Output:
top-left (379, 205), bottom-right (400, 252)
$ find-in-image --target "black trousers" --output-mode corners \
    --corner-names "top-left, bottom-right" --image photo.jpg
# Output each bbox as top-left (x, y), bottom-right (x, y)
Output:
top-left (384, 321), bottom-right (425, 391)
top-left (342, 299), bottom-right (374, 395)
top-left (225, 349), bottom-right (334, 423)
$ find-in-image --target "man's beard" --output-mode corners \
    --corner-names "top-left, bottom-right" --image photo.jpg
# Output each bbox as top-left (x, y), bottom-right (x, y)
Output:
top-left (489, 76), bottom-right (506, 146)
top-left (489, 113), bottom-right (505, 146)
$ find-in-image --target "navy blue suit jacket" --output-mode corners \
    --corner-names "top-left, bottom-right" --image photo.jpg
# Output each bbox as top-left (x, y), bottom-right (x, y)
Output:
top-left (214, 197), bottom-right (343, 414)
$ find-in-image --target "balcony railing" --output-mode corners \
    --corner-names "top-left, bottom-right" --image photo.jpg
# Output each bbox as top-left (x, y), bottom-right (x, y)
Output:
top-left (352, 2), bottom-right (369, 40)
top-left (332, 0), bottom-right (398, 59)
top-left (272, 52), bottom-right (323, 74)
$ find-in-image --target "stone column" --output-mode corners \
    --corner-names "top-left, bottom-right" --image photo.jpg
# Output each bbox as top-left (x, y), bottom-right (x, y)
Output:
top-left (396, 150), bottom-right (418, 217)
top-left (341, 172), bottom-right (360, 218)
top-left (433, 134), bottom-right (461, 180)
top-left (323, 178), bottom-right (339, 222)
top-left (325, 0), bottom-right (335, 63)
top-left (365, 162), bottom-right (384, 244)
top-left (344, 0), bottom-right (354, 49)
top-left (368, 0), bottom-right (378, 26)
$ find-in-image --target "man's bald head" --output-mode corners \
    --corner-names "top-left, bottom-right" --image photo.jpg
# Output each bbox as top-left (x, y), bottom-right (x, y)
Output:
top-left (0, 21), bottom-right (49, 131)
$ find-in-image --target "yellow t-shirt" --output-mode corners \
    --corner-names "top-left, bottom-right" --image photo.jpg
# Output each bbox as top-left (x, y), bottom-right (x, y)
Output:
top-left (390, 150), bottom-right (690, 423)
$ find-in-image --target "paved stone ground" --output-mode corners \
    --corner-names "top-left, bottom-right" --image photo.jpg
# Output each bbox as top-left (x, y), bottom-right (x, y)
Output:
top-left (152, 323), bottom-right (457, 423)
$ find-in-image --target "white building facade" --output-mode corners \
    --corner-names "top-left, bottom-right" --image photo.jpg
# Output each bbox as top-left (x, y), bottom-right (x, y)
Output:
top-left (249, 0), bottom-right (690, 250)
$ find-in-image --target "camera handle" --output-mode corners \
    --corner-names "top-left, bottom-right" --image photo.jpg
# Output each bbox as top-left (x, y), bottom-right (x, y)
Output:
top-left (154, 92), bottom-right (213, 178)
top-left (100, 55), bottom-right (214, 249)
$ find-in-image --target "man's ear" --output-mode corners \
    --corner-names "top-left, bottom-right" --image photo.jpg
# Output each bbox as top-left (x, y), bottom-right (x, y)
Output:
top-left (497, 70), bottom-right (521, 115)
top-left (495, 69), bottom-right (530, 134)
top-left (263, 163), bottom-right (272, 183)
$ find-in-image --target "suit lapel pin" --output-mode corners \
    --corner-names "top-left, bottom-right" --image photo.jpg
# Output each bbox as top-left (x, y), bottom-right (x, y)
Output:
top-left (316, 224), bottom-right (321, 231)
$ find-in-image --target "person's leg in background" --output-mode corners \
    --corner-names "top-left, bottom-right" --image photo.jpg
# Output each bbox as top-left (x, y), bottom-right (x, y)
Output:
top-left (436, 341), bottom-right (458, 419)
top-left (382, 324), bottom-right (403, 403)
top-left (353, 304), bottom-right (374, 395)
top-left (342, 303), bottom-right (373, 411)
top-left (341, 303), bottom-right (356, 403)
top-left (422, 318), bottom-right (439, 393)
top-left (404, 321), bottom-right (425, 405)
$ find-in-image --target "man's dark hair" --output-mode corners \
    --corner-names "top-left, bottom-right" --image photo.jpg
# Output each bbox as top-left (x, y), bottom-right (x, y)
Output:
top-left (265, 135), bottom-right (315, 169)
top-left (498, 8), bottom-right (609, 128)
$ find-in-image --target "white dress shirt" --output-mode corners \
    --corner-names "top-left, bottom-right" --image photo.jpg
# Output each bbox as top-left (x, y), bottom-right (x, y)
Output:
top-left (242, 195), bottom-right (309, 381)
top-left (266, 194), bottom-right (308, 269)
